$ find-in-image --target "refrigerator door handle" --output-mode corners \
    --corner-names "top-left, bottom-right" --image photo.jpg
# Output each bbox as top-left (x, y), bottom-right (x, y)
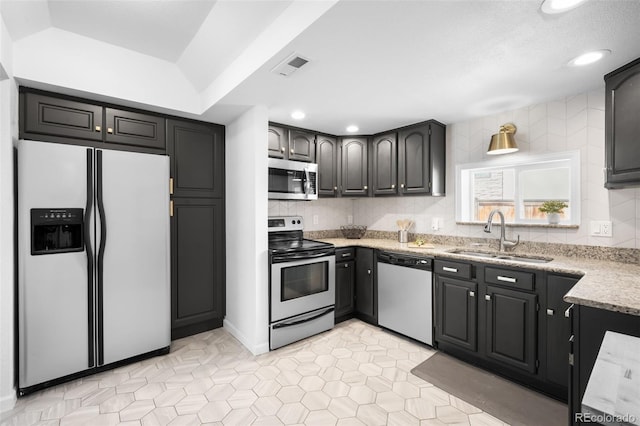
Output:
top-left (96, 150), bottom-right (106, 366)
top-left (85, 148), bottom-right (95, 368)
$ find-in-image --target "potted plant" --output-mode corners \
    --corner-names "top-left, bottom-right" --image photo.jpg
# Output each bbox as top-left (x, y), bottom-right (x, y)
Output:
top-left (538, 200), bottom-right (568, 224)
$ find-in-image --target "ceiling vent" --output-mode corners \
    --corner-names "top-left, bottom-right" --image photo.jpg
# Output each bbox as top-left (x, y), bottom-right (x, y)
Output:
top-left (271, 53), bottom-right (310, 77)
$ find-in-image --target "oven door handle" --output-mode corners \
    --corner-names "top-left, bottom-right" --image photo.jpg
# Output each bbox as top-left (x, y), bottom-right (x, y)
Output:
top-left (272, 251), bottom-right (334, 262)
top-left (272, 307), bottom-right (335, 330)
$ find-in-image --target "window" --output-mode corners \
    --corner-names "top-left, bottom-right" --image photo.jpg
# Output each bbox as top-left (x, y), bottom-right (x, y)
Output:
top-left (456, 151), bottom-right (580, 225)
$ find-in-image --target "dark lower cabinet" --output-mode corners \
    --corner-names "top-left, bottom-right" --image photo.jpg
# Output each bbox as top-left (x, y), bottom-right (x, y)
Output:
top-left (355, 247), bottom-right (376, 324)
top-left (171, 198), bottom-right (225, 339)
top-left (335, 260), bottom-right (355, 320)
top-left (485, 285), bottom-right (538, 373)
top-left (546, 274), bottom-right (578, 388)
top-left (434, 275), bottom-right (477, 351)
top-left (570, 306), bottom-right (640, 425)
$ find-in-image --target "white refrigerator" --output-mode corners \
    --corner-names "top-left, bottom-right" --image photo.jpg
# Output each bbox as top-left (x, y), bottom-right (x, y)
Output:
top-left (17, 139), bottom-right (171, 394)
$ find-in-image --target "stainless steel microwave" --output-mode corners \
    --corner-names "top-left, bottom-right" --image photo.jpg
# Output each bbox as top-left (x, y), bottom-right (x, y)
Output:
top-left (268, 158), bottom-right (318, 200)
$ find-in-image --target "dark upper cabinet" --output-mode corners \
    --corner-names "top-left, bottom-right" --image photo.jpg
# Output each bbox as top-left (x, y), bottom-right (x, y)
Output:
top-left (398, 120), bottom-right (446, 196)
top-left (168, 119), bottom-right (224, 199)
top-left (335, 260), bottom-right (355, 319)
top-left (105, 108), bottom-right (166, 150)
top-left (355, 247), bottom-right (376, 324)
top-left (546, 274), bottom-right (578, 388)
top-left (267, 124), bottom-right (316, 162)
top-left (268, 125), bottom-right (287, 159)
top-left (340, 137), bottom-right (369, 196)
top-left (371, 133), bottom-right (397, 195)
top-left (22, 92), bottom-right (103, 142)
top-left (317, 135), bottom-right (339, 197)
top-left (171, 198), bottom-right (225, 339)
top-left (435, 275), bottom-right (477, 352)
top-left (605, 57), bottom-right (640, 188)
top-left (288, 129), bottom-right (316, 163)
top-left (485, 285), bottom-right (538, 374)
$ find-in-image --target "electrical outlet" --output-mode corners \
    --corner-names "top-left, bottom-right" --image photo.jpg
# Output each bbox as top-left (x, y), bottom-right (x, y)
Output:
top-left (313, 215), bottom-right (319, 225)
top-left (431, 218), bottom-right (441, 231)
top-left (590, 220), bottom-right (612, 237)
top-left (347, 215), bottom-right (353, 224)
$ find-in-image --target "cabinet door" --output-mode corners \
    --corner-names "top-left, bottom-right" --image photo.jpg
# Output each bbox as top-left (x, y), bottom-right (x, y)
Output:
top-left (355, 248), bottom-right (376, 323)
top-left (171, 198), bottom-right (225, 339)
top-left (430, 122), bottom-right (446, 196)
top-left (168, 119), bottom-right (224, 199)
top-left (335, 260), bottom-right (355, 318)
top-left (398, 123), bottom-right (430, 194)
top-left (105, 108), bottom-right (165, 150)
top-left (23, 92), bottom-right (103, 141)
top-left (372, 133), bottom-right (397, 195)
top-left (317, 135), bottom-right (339, 197)
top-left (268, 125), bottom-right (287, 159)
top-left (434, 275), bottom-right (477, 351)
top-left (341, 137), bottom-right (369, 196)
top-left (605, 59), bottom-right (640, 188)
top-left (485, 285), bottom-right (537, 373)
top-left (289, 129), bottom-right (316, 162)
top-left (546, 275), bottom-right (578, 388)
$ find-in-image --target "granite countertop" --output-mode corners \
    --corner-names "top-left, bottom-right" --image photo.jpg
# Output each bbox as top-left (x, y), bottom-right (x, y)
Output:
top-left (318, 238), bottom-right (640, 317)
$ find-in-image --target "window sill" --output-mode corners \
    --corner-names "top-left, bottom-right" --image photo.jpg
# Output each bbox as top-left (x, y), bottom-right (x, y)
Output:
top-left (456, 221), bottom-right (579, 229)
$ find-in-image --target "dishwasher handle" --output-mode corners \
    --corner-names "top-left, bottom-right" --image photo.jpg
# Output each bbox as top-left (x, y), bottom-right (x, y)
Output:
top-left (377, 251), bottom-right (432, 270)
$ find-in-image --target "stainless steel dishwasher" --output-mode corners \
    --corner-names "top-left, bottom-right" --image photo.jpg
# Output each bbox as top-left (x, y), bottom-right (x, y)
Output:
top-left (377, 251), bottom-right (433, 345)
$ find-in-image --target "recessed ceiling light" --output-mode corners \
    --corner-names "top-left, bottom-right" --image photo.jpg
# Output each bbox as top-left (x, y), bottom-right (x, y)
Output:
top-left (568, 49), bottom-right (611, 67)
top-left (346, 125), bottom-right (359, 133)
top-left (540, 0), bottom-right (587, 14)
top-left (291, 110), bottom-right (305, 120)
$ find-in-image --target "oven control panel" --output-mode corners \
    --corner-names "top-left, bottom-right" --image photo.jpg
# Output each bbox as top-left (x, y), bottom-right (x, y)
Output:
top-left (268, 216), bottom-right (303, 232)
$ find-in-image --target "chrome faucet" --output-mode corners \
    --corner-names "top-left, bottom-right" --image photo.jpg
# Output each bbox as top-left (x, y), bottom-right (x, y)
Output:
top-left (484, 209), bottom-right (519, 252)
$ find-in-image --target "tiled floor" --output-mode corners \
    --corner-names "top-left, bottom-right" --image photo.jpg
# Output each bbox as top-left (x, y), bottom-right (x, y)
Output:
top-left (1, 320), bottom-right (508, 425)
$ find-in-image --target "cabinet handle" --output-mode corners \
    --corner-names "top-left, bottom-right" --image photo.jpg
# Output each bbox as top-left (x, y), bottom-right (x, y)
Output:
top-left (497, 275), bottom-right (517, 283)
top-left (107, 127), bottom-right (113, 134)
top-left (281, 146), bottom-right (285, 153)
top-left (485, 294), bottom-right (491, 301)
top-left (344, 263), bottom-right (349, 268)
top-left (565, 304), bottom-right (573, 318)
top-left (442, 266), bottom-right (458, 273)
top-left (569, 335), bottom-right (575, 343)
top-left (170, 200), bottom-right (174, 217)
top-left (95, 125), bottom-right (101, 132)
top-left (290, 148), bottom-right (294, 154)
top-left (169, 178), bottom-right (174, 195)
top-left (469, 291), bottom-right (475, 297)
top-left (401, 183), bottom-right (405, 188)
top-left (341, 253), bottom-right (350, 258)
top-left (334, 186), bottom-right (338, 191)
top-left (391, 184), bottom-right (395, 189)
top-left (546, 309), bottom-right (555, 316)
top-left (363, 185), bottom-right (368, 190)
top-left (367, 269), bottom-right (371, 275)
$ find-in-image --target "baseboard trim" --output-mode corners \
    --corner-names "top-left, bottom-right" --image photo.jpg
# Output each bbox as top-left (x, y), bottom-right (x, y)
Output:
top-left (223, 319), bottom-right (269, 356)
top-left (0, 390), bottom-right (16, 414)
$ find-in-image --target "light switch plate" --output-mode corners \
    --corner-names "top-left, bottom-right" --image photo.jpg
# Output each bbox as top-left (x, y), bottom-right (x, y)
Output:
top-left (590, 220), bottom-right (612, 237)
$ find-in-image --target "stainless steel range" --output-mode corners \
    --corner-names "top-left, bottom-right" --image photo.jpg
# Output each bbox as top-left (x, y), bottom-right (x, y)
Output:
top-left (268, 216), bottom-right (335, 350)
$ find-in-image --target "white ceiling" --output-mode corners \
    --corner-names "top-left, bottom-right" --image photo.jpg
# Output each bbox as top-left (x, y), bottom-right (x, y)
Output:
top-left (2, 0), bottom-right (640, 135)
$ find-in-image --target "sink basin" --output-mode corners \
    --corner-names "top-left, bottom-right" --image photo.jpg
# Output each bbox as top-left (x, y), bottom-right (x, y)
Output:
top-left (447, 249), bottom-right (553, 264)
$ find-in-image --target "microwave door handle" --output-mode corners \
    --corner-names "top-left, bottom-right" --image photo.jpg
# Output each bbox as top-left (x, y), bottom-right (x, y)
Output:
top-left (304, 167), bottom-right (311, 198)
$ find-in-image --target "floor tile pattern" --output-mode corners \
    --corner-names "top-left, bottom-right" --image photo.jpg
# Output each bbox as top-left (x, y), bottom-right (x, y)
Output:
top-left (1, 320), bottom-right (508, 425)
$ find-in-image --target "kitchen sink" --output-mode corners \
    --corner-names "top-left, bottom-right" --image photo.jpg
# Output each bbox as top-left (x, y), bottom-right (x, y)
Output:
top-left (447, 249), bottom-right (553, 264)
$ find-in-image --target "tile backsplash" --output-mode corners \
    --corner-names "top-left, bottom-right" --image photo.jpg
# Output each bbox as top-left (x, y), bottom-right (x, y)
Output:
top-left (269, 87), bottom-right (640, 249)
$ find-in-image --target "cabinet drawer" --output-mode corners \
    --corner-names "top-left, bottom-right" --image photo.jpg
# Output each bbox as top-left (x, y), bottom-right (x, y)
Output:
top-left (484, 267), bottom-right (534, 291)
top-left (335, 248), bottom-right (355, 262)
top-left (434, 259), bottom-right (472, 280)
